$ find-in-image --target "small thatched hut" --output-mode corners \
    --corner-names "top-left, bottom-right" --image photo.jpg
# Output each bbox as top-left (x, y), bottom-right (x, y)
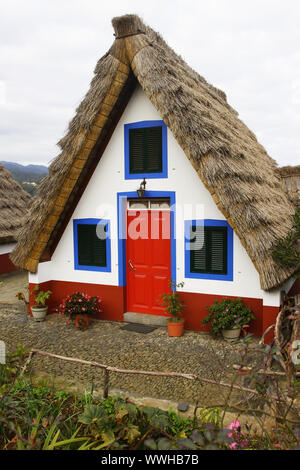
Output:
top-left (11, 14), bottom-right (298, 336)
top-left (0, 163), bottom-right (31, 274)
top-left (277, 165), bottom-right (300, 208)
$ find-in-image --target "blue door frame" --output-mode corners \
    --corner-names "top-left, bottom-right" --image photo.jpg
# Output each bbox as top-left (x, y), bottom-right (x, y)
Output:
top-left (117, 191), bottom-right (176, 289)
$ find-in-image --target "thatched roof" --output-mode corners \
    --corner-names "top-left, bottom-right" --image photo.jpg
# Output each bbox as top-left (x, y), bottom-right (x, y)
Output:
top-left (11, 14), bottom-right (296, 290)
top-left (0, 163), bottom-right (31, 244)
top-left (277, 165), bottom-right (300, 207)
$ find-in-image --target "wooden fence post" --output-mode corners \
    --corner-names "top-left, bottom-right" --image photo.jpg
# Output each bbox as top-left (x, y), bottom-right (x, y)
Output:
top-left (103, 369), bottom-right (109, 398)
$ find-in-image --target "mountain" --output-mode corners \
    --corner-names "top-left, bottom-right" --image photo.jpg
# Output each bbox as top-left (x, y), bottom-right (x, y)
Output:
top-left (0, 161), bottom-right (48, 195)
top-left (0, 161), bottom-right (48, 180)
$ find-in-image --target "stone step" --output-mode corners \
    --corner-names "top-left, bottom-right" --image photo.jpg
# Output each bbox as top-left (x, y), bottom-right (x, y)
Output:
top-left (124, 312), bottom-right (168, 327)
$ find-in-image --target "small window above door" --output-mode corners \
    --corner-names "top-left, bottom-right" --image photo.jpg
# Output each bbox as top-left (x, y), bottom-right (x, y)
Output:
top-left (128, 198), bottom-right (171, 210)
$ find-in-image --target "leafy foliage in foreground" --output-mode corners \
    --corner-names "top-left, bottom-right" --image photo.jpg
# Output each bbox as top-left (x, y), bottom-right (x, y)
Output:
top-left (0, 346), bottom-right (299, 450)
top-left (272, 207), bottom-right (300, 276)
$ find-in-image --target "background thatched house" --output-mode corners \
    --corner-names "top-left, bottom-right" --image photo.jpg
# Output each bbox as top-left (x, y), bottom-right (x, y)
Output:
top-left (11, 14), bottom-right (298, 337)
top-left (0, 163), bottom-right (31, 274)
top-left (277, 165), bottom-right (300, 208)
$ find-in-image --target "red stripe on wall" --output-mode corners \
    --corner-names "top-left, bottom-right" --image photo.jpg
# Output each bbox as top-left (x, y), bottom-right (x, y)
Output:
top-left (180, 291), bottom-right (263, 337)
top-left (29, 280), bottom-right (125, 322)
top-left (29, 280), bottom-right (276, 338)
top-left (0, 253), bottom-right (17, 275)
top-left (262, 305), bottom-right (280, 344)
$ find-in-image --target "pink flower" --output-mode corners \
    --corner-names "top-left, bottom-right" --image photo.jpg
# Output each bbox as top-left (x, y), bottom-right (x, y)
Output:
top-left (229, 442), bottom-right (238, 450)
top-left (227, 420), bottom-right (241, 431)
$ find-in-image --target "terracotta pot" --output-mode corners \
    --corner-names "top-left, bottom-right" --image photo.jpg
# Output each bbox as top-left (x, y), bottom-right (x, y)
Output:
top-left (75, 314), bottom-right (89, 329)
top-left (221, 327), bottom-right (241, 343)
top-left (167, 320), bottom-right (184, 337)
top-left (31, 305), bottom-right (48, 322)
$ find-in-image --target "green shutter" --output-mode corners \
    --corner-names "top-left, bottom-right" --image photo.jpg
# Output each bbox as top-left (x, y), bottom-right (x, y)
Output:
top-left (129, 126), bottom-right (162, 174)
top-left (77, 224), bottom-right (107, 267)
top-left (190, 226), bottom-right (227, 275)
top-left (190, 226), bottom-right (206, 271)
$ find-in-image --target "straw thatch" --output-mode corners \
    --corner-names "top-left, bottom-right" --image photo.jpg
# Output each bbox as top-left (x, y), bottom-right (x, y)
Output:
top-left (0, 163), bottom-right (31, 244)
top-left (11, 14), bottom-right (296, 290)
top-left (277, 166), bottom-right (300, 208)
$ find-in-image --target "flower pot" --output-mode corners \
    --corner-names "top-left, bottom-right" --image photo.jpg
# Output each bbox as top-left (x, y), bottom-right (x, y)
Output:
top-left (221, 327), bottom-right (241, 343)
top-left (75, 314), bottom-right (89, 329)
top-left (31, 305), bottom-right (48, 322)
top-left (167, 320), bottom-right (184, 337)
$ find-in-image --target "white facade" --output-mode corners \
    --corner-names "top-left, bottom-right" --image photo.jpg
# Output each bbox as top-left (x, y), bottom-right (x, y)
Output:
top-left (0, 243), bottom-right (16, 256)
top-left (30, 86), bottom-right (282, 307)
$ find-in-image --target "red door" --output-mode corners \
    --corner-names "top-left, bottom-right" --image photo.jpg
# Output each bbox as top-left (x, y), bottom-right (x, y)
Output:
top-left (126, 209), bottom-right (171, 316)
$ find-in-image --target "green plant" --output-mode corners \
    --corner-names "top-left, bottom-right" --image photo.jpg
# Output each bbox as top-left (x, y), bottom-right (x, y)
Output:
top-left (31, 285), bottom-right (52, 308)
top-left (55, 292), bottom-right (102, 323)
top-left (159, 280), bottom-right (185, 323)
top-left (272, 207), bottom-right (300, 276)
top-left (16, 286), bottom-right (29, 307)
top-left (144, 423), bottom-right (232, 450)
top-left (167, 408), bottom-right (194, 436)
top-left (202, 297), bottom-right (255, 336)
top-left (198, 407), bottom-right (222, 426)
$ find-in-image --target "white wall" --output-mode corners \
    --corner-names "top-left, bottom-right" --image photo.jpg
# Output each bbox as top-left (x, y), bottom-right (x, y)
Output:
top-left (30, 86), bottom-right (282, 306)
top-left (0, 243), bottom-right (16, 256)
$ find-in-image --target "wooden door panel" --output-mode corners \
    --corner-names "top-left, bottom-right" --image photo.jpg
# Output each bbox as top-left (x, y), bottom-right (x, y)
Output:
top-left (126, 208), bottom-right (171, 316)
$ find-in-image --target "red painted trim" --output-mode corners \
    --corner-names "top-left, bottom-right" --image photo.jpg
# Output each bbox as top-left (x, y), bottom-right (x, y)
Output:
top-left (180, 292), bottom-right (263, 337)
top-left (29, 280), bottom-right (125, 322)
top-left (28, 280), bottom-right (279, 342)
top-left (0, 253), bottom-right (18, 275)
top-left (262, 305), bottom-right (280, 344)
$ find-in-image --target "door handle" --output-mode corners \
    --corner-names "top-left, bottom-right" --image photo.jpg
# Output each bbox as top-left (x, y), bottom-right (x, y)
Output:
top-left (128, 259), bottom-right (136, 271)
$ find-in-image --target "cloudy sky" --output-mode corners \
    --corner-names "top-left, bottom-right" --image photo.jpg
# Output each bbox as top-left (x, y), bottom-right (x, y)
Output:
top-left (0, 0), bottom-right (299, 167)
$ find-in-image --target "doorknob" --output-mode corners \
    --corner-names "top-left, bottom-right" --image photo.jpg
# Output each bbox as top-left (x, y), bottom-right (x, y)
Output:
top-left (128, 259), bottom-right (136, 271)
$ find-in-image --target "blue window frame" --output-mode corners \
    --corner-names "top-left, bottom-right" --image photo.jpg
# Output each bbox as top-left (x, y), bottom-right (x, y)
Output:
top-left (124, 120), bottom-right (168, 179)
top-left (73, 218), bottom-right (111, 272)
top-left (184, 219), bottom-right (233, 281)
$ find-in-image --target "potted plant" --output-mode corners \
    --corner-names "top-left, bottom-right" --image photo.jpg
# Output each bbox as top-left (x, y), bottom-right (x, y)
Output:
top-left (30, 285), bottom-right (52, 322)
top-left (202, 297), bottom-right (255, 342)
top-left (55, 292), bottom-right (103, 329)
top-left (16, 286), bottom-right (30, 315)
top-left (160, 281), bottom-right (185, 337)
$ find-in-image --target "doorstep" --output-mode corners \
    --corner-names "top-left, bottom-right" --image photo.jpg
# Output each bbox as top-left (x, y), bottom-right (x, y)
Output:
top-left (124, 312), bottom-right (168, 327)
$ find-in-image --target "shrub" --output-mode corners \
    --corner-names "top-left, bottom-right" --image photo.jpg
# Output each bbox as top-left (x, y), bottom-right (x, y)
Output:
top-left (55, 292), bottom-right (102, 321)
top-left (202, 297), bottom-right (255, 336)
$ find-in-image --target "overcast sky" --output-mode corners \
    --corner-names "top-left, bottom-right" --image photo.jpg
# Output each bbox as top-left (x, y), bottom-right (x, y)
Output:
top-left (0, 0), bottom-right (299, 167)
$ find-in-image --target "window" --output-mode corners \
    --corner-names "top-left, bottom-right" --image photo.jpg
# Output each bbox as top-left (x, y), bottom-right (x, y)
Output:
top-left (73, 219), bottom-right (111, 272)
top-left (185, 220), bottom-right (233, 281)
top-left (124, 121), bottom-right (168, 179)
